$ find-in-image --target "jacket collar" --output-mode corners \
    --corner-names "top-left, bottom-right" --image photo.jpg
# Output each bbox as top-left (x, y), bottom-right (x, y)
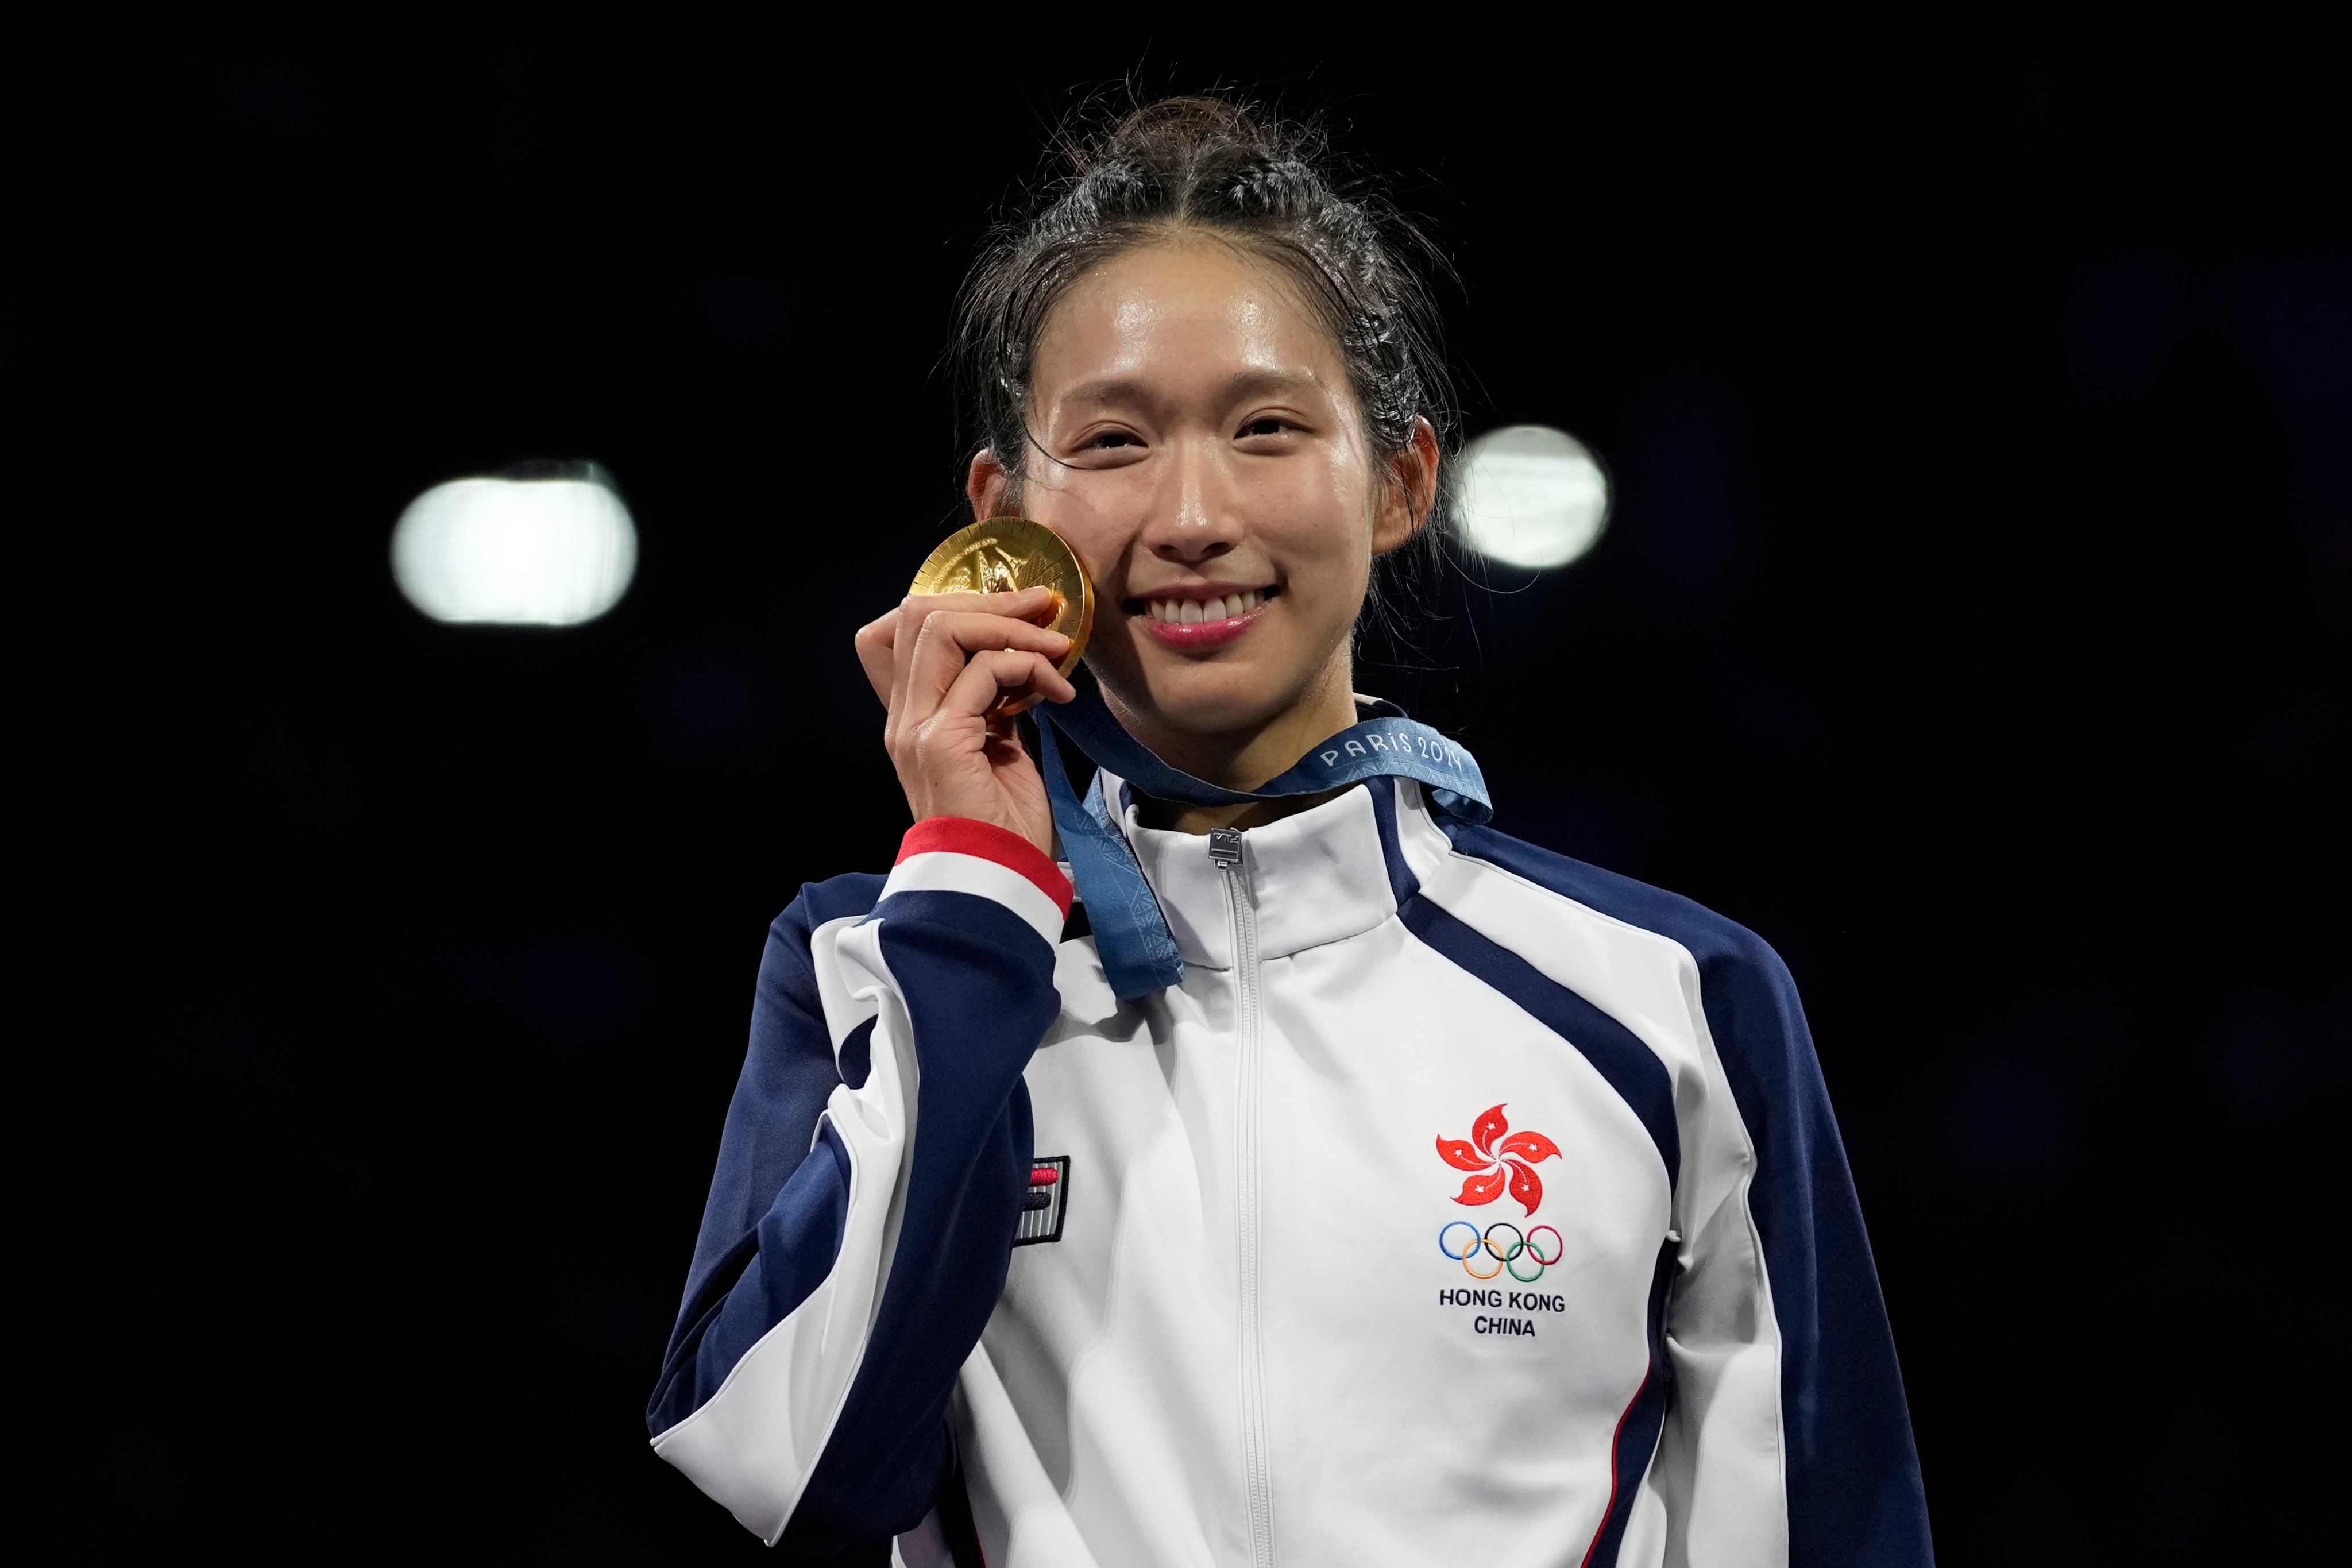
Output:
top-left (1104, 774), bottom-right (1401, 970)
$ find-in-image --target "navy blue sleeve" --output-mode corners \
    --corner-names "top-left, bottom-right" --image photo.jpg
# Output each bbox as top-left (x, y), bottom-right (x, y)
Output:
top-left (647, 872), bottom-right (887, 1437)
top-left (1444, 823), bottom-right (1933, 1567)
top-left (647, 872), bottom-right (1061, 1554)
top-left (780, 887), bottom-right (1056, 1551)
top-left (1692, 925), bottom-right (1930, 1566)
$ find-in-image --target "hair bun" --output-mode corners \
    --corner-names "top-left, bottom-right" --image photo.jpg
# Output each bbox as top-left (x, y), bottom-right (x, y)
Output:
top-left (1086, 95), bottom-right (1287, 171)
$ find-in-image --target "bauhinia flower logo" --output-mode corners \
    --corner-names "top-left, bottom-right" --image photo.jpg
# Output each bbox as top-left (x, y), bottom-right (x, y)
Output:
top-left (1436, 1103), bottom-right (1562, 1217)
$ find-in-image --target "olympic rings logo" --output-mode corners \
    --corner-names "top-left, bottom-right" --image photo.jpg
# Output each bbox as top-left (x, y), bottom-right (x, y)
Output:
top-left (1439, 1220), bottom-right (1564, 1282)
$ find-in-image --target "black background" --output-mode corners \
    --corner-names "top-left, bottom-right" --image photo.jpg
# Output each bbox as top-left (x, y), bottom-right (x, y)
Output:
top-left (16, 5), bottom-right (2347, 1562)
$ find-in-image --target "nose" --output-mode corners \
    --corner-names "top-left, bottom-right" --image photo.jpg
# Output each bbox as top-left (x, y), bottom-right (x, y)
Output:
top-left (1137, 434), bottom-right (1241, 566)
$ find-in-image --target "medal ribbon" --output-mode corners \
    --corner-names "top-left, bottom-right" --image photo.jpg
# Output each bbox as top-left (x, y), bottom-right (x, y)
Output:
top-left (1031, 671), bottom-right (1491, 999)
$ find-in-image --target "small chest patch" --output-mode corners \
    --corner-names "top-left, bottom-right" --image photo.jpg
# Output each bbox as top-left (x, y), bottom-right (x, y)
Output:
top-left (1014, 1157), bottom-right (1069, 1246)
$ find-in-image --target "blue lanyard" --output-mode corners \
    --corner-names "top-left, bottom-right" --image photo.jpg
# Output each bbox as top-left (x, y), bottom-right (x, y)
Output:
top-left (1031, 673), bottom-right (1491, 999)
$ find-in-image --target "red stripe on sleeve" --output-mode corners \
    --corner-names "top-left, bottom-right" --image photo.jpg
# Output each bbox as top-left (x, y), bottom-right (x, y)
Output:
top-left (897, 817), bottom-right (1073, 918)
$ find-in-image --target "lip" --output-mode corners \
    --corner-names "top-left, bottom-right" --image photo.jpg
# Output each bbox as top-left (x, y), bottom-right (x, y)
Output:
top-left (1133, 594), bottom-right (1272, 652)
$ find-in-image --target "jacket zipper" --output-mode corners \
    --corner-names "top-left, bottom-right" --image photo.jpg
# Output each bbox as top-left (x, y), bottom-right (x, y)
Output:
top-left (1210, 826), bottom-right (1276, 1568)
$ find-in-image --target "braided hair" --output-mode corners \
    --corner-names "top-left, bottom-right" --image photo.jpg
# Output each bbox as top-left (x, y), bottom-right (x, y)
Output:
top-left (953, 96), bottom-right (1455, 489)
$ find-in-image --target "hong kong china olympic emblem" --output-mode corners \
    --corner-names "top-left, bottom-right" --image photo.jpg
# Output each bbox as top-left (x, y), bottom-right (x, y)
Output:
top-left (1435, 1103), bottom-right (1565, 1282)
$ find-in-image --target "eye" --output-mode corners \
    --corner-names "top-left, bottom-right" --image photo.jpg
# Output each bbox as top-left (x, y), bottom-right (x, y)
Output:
top-left (1084, 429), bottom-right (1144, 450)
top-left (1238, 416), bottom-right (1293, 439)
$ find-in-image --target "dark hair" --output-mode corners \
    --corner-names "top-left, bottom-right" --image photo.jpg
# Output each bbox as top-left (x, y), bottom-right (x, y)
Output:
top-left (953, 95), bottom-right (1455, 495)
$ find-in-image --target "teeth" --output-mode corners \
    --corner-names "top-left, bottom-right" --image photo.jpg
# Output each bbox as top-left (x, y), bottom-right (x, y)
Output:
top-left (1146, 589), bottom-right (1265, 624)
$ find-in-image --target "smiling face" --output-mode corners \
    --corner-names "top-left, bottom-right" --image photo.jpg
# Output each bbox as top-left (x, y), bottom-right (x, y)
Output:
top-left (968, 237), bottom-right (1435, 785)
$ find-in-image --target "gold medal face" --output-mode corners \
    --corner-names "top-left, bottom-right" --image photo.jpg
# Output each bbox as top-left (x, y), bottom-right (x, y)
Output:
top-left (909, 516), bottom-right (1093, 716)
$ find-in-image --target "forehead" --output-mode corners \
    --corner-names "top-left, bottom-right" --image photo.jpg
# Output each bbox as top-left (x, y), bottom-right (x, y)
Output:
top-left (1032, 237), bottom-right (1346, 403)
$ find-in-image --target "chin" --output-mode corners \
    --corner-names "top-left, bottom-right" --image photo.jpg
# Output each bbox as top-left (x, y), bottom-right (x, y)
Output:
top-left (1115, 660), bottom-right (1311, 741)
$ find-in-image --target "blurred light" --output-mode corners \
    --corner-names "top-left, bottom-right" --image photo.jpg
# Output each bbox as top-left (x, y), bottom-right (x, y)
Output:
top-left (392, 463), bottom-right (636, 625)
top-left (1451, 424), bottom-right (1611, 569)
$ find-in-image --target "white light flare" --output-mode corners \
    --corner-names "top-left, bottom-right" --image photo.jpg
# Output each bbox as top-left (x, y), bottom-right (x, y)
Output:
top-left (1451, 425), bottom-right (1611, 570)
top-left (391, 466), bottom-right (637, 625)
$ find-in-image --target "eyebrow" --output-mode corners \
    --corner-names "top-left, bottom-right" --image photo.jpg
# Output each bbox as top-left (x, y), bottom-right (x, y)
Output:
top-left (1057, 368), bottom-right (1326, 410)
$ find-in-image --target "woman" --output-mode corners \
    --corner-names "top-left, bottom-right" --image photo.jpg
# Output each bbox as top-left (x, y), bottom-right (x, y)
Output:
top-left (648, 98), bottom-right (1930, 1568)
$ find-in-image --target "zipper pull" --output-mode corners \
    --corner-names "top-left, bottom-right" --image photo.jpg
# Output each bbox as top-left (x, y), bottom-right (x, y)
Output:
top-left (1207, 827), bottom-right (1243, 871)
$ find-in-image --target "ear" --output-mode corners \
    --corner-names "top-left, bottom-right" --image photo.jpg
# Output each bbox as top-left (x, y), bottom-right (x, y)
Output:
top-left (1371, 417), bottom-right (1443, 555)
top-left (966, 449), bottom-right (1014, 522)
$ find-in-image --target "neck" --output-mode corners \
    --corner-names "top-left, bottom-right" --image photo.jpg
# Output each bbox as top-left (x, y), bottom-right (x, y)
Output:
top-left (1105, 655), bottom-right (1364, 836)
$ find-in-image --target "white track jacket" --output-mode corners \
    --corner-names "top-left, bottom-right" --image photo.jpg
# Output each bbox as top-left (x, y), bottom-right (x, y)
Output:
top-left (648, 777), bottom-right (1931, 1567)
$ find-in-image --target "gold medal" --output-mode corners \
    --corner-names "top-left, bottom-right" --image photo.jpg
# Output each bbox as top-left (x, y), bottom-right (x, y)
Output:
top-left (908, 516), bottom-right (1094, 716)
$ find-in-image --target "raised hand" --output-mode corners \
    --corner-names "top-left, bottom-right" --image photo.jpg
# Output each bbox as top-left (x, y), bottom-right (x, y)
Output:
top-left (853, 586), bottom-right (1075, 856)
